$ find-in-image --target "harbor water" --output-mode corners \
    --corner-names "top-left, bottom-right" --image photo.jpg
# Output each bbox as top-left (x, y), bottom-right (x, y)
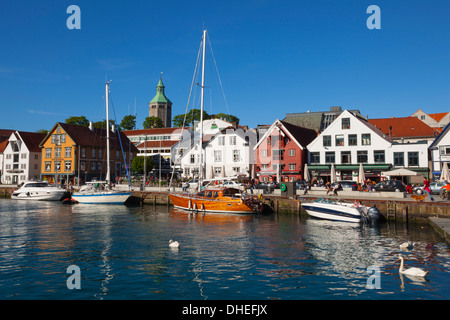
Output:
top-left (0, 199), bottom-right (449, 300)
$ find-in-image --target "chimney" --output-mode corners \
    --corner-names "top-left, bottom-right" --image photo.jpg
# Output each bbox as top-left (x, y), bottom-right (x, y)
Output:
top-left (89, 121), bottom-right (94, 131)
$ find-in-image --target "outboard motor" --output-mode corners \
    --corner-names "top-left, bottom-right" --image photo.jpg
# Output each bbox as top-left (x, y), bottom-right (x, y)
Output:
top-left (367, 207), bottom-right (381, 224)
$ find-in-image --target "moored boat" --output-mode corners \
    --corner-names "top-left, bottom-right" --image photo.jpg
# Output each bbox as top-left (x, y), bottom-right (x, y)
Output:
top-left (11, 181), bottom-right (66, 201)
top-left (301, 198), bottom-right (380, 223)
top-left (71, 181), bottom-right (132, 204)
top-left (169, 187), bottom-right (262, 214)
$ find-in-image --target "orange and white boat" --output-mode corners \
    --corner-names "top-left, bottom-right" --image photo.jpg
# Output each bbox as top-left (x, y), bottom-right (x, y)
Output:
top-left (169, 187), bottom-right (263, 214)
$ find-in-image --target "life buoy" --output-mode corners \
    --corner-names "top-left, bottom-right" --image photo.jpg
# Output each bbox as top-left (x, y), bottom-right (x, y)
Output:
top-left (280, 183), bottom-right (287, 192)
top-left (258, 193), bottom-right (263, 200)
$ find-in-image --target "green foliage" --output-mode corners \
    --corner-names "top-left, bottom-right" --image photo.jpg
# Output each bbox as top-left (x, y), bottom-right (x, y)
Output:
top-left (143, 116), bottom-right (164, 129)
top-left (131, 156), bottom-right (155, 174)
top-left (65, 116), bottom-right (89, 126)
top-left (120, 115), bottom-right (137, 130)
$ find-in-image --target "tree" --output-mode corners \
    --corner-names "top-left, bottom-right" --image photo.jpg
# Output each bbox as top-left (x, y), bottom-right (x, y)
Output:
top-left (172, 108), bottom-right (210, 127)
top-left (65, 116), bottom-right (89, 126)
top-left (36, 129), bottom-right (49, 135)
top-left (143, 116), bottom-right (164, 129)
top-left (212, 113), bottom-right (240, 125)
top-left (120, 115), bottom-right (136, 131)
top-left (131, 156), bottom-right (155, 175)
top-left (93, 120), bottom-right (116, 129)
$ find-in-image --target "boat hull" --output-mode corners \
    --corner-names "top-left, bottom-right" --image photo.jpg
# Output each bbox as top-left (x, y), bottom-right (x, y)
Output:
top-left (301, 202), bottom-right (362, 223)
top-left (169, 193), bottom-right (260, 214)
top-left (11, 190), bottom-right (66, 201)
top-left (71, 192), bottom-right (132, 204)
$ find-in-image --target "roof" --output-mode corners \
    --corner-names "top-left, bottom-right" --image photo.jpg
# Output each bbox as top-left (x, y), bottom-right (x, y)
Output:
top-left (17, 131), bottom-right (46, 152)
top-left (428, 112), bottom-right (448, 122)
top-left (254, 119), bottom-right (318, 150)
top-left (123, 127), bottom-right (189, 136)
top-left (368, 116), bottom-right (438, 138)
top-left (149, 78), bottom-right (172, 104)
top-left (430, 122), bottom-right (450, 149)
top-left (41, 122), bottom-right (138, 153)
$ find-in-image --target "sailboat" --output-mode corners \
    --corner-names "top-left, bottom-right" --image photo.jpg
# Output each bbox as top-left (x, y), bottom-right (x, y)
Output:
top-left (71, 82), bottom-right (132, 204)
top-left (168, 30), bottom-right (263, 214)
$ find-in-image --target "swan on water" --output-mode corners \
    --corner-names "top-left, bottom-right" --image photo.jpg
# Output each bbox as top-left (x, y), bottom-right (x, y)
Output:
top-left (169, 240), bottom-right (180, 248)
top-left (397, 255), bottom-right (428, 277)
top-left (400, 241), bottom-right (414, 249)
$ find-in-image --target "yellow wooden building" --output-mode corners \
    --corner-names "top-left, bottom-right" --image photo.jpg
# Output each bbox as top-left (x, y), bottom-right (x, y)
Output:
top-left (40, 122), bottom-right (137, 185)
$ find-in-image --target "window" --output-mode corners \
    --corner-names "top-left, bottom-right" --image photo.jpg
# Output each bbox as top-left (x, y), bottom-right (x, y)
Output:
top-left (98, 149), bottom-right (103, 159)
top-left (214, 167), bottom-right (222, 176)
top-left (261, 149), bottom-right (267, 157)
top-left (54, 161), bottom-right (61, 172)
top-left (341, 151), bottom-right (351, 164)
top-left (289, 149), bottom-right (295, 156)
top-left (92, 148), bottom-right (96, 159)
top-left (408, 152), bottom-right (419, 166)
top-left (348, 134), bottom-right (357, 146)
top-left (21, 153), bottom-right (26, 159)
top-left (45, 148), bottom-right (51, 158)
top-left (229, 136), bottom-right (236, 145)
top-left (325, 151), bottom-right (335, 163)
top-left (357, 151), bottom-right (368, 163)
top-left (311, 152), bottom-right (320, 164)
top-left (54, 147), bottom-right (61, 158)
top-left (374, 150), bottom-right (385, 163)
top-left (233, 150), bottom-right (240, 162)
top-left (440, 146), bottom-right (450, 155)
top-left (323, 135), bottom-right (331, 147)
top-left (342, 118), bottom-right (351, 129)
top-left (289, 163), bottom-right (296, 170)
top-left (190, 154), bottom-right (196, 164)
top-left (273, 150), bottom-right (284, 161)
top-left (335, 135), bottom-right (344, 146)
top-left (214, 150), bottom-right (222, 162)
top-left (218, 136), bottom-right (225, 146)
top-left (80, 161), bottom-right (86, 171)
top-left (393, 152), bottom-right (404, 166)
top-left (81, 147), bottom-right (86, 158)
top-left (361, 134), bottom-right (371, 146)
top-left (65, 147), bottom-right (72, 158)
top-left (90, 161), bottom-right (96, 171)
top-left (65, 161), bottom-right (71, 172)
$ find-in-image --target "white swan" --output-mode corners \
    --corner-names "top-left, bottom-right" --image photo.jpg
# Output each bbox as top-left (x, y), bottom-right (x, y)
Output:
top-left (400, 241), bottom-right (414, 249)
top-left (397, 255), bottom-right (428, 277)
top-left (169, 240), bottom-right (180, 248)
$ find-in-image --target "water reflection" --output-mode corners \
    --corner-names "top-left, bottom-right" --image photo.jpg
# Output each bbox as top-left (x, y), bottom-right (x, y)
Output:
top-left (0, 200), bottom-right (449, 299)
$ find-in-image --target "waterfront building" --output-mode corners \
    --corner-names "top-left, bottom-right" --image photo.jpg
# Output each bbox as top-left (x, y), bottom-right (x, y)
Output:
top-left (283, 106), bottom-right (363, 132)
top-left (172, 119), bottom-right (256, 179)
top-left (39, 122), bottom-right (137, 185)
top-left (123, 127), bottom-right (189, 179)
top-left (2, 131), bottom-right (46, 185)
top-left (412, 109), bottom-right (450, 129)
top-left (306, 110), bottom-right (430, 183)
top-left (368, 116), bottom-right (439, 143)
top-left (253, 119), bottom-right (317, 182)
top-left (0, 129), bottom-right (15, 183)
top-left (148, 77), bottom-right (172, 127)
top-left (429, 122), bottom-right (450, 181)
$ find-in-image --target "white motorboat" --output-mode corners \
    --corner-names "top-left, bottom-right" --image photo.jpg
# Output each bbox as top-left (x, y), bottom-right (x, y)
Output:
top-left (301, 198), bottom-right (380, 223)
top-left (11, 181), bottom-right (66, 201)
top-left (71, 181), bottom-right (131, 204)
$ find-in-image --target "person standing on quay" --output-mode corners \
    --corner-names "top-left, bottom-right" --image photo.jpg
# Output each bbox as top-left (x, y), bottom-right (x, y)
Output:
top-left (422, 178), bottom-right (435, 201)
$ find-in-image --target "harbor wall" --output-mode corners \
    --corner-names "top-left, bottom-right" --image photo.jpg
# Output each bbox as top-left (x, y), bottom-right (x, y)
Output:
top-left (1, 187), bottom-right (448, 222)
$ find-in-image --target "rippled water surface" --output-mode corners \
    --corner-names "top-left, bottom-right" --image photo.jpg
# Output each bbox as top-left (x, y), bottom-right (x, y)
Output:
top-left (0, 199), bottom-right (449, 300)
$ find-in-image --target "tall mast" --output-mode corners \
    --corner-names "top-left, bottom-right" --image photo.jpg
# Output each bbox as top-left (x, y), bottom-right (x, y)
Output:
top-left (198, 29), bottom-right (207, 190)
top-left (105, 81), bottom-right (111, 184)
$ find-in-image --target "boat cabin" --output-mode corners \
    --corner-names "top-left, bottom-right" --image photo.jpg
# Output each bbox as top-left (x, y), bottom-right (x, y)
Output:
top-left (195, 187), bottom-right (241, 199)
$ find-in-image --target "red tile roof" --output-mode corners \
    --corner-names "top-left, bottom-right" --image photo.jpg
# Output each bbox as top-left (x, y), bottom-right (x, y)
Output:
top-left (428, 112), bottom-right (448, 122)
top-left (136, 140), bottom-right (178, 149)
top-left (368, 116), bottom-right (437, 138)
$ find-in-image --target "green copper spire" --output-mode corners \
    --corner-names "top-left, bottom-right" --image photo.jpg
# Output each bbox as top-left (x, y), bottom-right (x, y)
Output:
top-left (150, 77), bottom-right (172, 104)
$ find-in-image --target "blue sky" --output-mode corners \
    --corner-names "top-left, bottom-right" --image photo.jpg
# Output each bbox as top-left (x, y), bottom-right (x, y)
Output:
top-left (0, 0), bottom-right (448, 132)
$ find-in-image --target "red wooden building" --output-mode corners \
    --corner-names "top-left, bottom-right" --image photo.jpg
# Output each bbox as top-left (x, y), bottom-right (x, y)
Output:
top-left (254, 119), bottom-right (317, 182)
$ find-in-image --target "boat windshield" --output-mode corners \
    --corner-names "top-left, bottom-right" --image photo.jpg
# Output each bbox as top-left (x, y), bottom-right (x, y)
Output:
top-left (222, 188), bottom-right (239, 197)
top-left (23, 182), bottom-right (50, 188)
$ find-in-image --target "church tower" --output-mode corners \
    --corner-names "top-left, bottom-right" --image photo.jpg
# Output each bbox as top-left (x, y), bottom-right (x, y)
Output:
top-left (148, 76), bottom-right (172, 127)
